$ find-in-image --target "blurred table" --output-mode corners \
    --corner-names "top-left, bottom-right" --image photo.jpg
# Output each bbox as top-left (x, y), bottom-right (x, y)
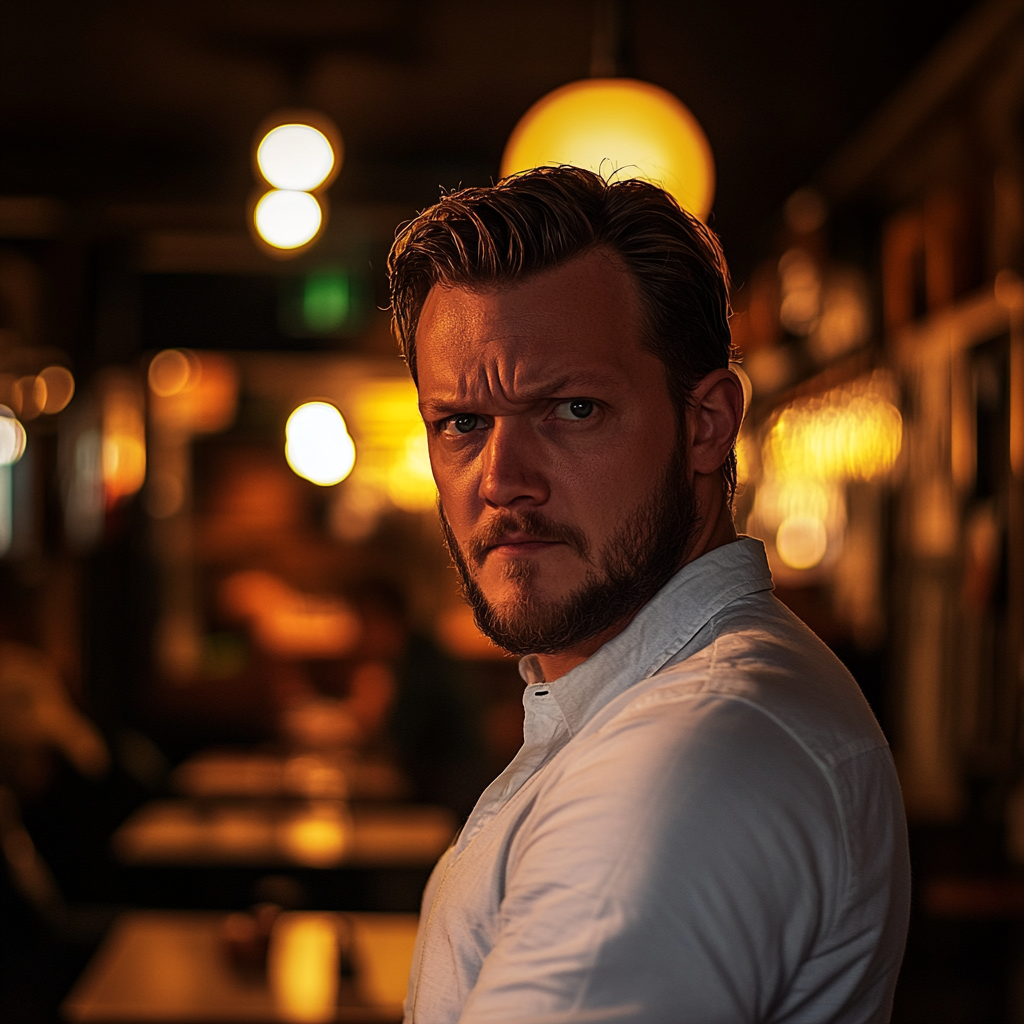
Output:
top-left (62, 911), bottom-right (417, 1023)
top-left (171, 751), bottom-right (407, 803)
top-left (112, 800), bottom-right (455, 869)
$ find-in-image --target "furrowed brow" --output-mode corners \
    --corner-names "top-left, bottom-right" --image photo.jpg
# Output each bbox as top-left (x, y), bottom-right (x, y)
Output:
top-left (418, 369), bottom-right (625, 419)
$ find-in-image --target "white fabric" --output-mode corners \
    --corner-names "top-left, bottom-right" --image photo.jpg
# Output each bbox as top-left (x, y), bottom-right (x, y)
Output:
top-left (405, 538), bottom-right (910, 1024)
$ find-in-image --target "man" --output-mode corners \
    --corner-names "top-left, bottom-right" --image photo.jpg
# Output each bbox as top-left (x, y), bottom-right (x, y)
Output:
top-left (388, 166), bottom-right (910, 1023)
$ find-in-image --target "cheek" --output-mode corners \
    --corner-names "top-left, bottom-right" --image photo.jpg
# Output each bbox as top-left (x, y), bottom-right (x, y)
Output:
top-left (429, 444), bottom-right (478, 524)
top-left (553, 425), bottom-right (673, 506)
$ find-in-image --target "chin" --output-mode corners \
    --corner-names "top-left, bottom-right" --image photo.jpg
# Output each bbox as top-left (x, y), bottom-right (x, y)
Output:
top-left (483, 564), bottom-right (578, 610)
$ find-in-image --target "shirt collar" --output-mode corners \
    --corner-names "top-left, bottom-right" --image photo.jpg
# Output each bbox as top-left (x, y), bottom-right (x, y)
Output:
top-left (518, 537), bottom-right (774, 736)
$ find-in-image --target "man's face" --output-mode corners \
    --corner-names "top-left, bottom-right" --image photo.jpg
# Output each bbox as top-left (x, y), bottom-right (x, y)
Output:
top-left (415, 249), bottom-right (699, 656)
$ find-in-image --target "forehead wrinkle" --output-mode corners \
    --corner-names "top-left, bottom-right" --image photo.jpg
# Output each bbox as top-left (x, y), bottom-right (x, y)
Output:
top-left (416, 254), bottom-right (647, 413)
top-left (420, 364), bottom-right (628, 416)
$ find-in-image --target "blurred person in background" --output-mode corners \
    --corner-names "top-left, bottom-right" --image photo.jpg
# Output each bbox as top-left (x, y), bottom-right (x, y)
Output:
top-left (388, 166), bottom-right (910, 1024)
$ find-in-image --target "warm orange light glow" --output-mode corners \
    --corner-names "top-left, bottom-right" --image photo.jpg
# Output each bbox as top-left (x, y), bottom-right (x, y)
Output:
top-left (269, 914), bottom-right (340, 1023)
top-left (750, 476), bottom-right (844, 572)
top-left (39, 366), bottom-right (75, 413)
top-left (778, 248), bottom-right (821, 337)
top-left (350, 380), bottom-right (436, 511)
top-left (502, 78), bottom-right (715, 220)
top-left (436, 604), bottom-right (508, 660)
top-left (735, 431), bottom-right (754, 488)
top-left (387, 429), bottom-right (436, 512)
top-left (101, 373), bottom-right (146, 507)
top-left (764, 373), bottom-right (903, 483)
top-left (747, 373), bottom-right (899, 573)
top-left (219, 570), bottom-right (360, 659)
top-left (279, 804), bottom-right (350, 867)
top-left (148, 348), bottom-right (196, 397)
top-left (776, 515), bottom-right (828, 570)
top-left (172, 751), bottom-right (348, 799)
top-left (352, 916), bottom-right (419, 1008)
top-left (285, 401), bottom-right (356, 486)
top-left (11, 374), bottom-right (47, 420)
top-left (149, 351), bottom-right (237, 434)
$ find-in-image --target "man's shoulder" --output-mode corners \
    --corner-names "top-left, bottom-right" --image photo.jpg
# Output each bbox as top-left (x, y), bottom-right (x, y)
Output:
top-left (603, 591), bottom-right (889, 774)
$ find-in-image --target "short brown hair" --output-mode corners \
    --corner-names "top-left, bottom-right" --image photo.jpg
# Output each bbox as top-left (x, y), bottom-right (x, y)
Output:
top-left (387, 165), bottom-right (736, 496)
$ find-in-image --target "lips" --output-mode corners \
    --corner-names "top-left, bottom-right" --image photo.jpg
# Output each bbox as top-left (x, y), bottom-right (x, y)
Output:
top-left (486, 535), bottom-right (563, 557)
top-left (465, 510), bottom-right (591, 567)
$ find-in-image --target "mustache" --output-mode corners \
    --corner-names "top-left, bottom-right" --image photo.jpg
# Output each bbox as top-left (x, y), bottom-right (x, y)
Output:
top-left (442, 507), bottom-right (592, 568)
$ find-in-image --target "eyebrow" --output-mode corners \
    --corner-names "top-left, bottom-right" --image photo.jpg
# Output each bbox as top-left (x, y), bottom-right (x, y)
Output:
top-left (419, 369), bottom-right (627, 418)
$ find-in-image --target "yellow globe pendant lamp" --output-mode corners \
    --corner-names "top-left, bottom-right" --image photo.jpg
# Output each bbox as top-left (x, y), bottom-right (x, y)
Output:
top-left (501, 77), bottom-right (715, 222)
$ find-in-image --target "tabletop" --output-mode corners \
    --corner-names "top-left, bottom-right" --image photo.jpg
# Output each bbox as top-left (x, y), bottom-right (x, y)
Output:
top-left (170, 751), bottom-right (407, 803)
top-left (112, 800), bottom-right (455, 869)
top-left (62, 910), bottom-right (419, 1023)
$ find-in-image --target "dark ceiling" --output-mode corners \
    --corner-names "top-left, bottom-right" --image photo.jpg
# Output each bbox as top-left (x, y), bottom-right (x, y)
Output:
top-left (0, 0), bottom-right (980, 279)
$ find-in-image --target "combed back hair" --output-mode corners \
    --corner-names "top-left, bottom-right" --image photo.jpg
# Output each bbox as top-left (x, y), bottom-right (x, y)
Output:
top-left (387, 165), bottom-right (737, 498)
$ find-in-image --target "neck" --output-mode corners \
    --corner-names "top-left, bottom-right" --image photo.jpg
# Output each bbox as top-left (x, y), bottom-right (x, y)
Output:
top-left (534, 477), bottom-right (737, 683)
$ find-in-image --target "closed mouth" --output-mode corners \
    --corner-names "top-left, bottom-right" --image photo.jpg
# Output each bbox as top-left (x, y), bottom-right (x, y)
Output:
top-left (484, 535), bottom-right (565, 557)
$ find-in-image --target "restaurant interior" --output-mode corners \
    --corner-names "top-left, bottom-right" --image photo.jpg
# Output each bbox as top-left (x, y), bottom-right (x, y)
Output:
top-left (2, 0), bottom-right (1024, 1020)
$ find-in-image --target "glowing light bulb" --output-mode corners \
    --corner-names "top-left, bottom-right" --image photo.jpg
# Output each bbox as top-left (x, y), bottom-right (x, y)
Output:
top-left (257, 124), bottom-right (336, 192)
top-left (502, 78), bottom-right (715, 220)
top-left (0, 406), bottom-right (27, 466)
top-left (254, 190), bottom-right (323, 250)
top-left (285, 402), bottom-right (355, 486)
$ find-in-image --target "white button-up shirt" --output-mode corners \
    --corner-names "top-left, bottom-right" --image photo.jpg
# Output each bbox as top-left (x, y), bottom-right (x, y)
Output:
top-left (405, 538), bottom-right (910, 1024)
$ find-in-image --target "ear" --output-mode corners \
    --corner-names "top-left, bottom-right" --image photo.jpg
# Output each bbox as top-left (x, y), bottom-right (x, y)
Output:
top-left (687, 368), bottom-right (744, 476)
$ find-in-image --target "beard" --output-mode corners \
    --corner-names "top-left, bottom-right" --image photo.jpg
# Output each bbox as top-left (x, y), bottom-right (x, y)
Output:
top-left (438, 442), bottom-right (701, 657)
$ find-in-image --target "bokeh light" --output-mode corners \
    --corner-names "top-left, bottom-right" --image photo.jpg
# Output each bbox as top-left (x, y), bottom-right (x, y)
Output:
top-left (102, 373), bottom-right (147, 506)
top-left (269, 914), bottom-right (339, 1023)
top-left (0, 405), bottom-right (27, 466)
top-left (502, 78), bottom-right (715, 220)
top-left (257, 124), bottom-right (336, 192)
top-left (148, 349), bottom-right (196, 397)
top-left (254, 190), bottom-right (323, 250)
top-left (149, 351), bottom-right (238, 435)
top-left (751, 476), bottom-right (845, 572)
top-left (776, 515), bottom-right (829, 570)
top-left (39, 365), bottom-right (75, 413)
top-left (387, 429), bottom-right (437, 512)
top-left (764, 374), bottom-right (903, 482)
top-left (280, 804), bottom-right (350, 867)
top-left (747, 373), bottom-right (900, 572)
top-left (13, 374), bottom-right (47, 420)
top-left (285, 402), bottom-right (356, 486)
top-left (778, 248), bottom-right (821, 336)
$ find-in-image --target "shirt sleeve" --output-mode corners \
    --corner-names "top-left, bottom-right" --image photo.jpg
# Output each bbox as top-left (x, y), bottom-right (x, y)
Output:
top-left (456, 695), bottom-right (845, 1024)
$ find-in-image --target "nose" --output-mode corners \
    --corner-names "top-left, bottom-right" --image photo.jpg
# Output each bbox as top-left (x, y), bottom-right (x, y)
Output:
top-left (478, 417), bottom-right (549, 509)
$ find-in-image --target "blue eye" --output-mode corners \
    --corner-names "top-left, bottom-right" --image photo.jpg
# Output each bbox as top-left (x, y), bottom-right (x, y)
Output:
top-left (554, 399), bottom-right (594, 420)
